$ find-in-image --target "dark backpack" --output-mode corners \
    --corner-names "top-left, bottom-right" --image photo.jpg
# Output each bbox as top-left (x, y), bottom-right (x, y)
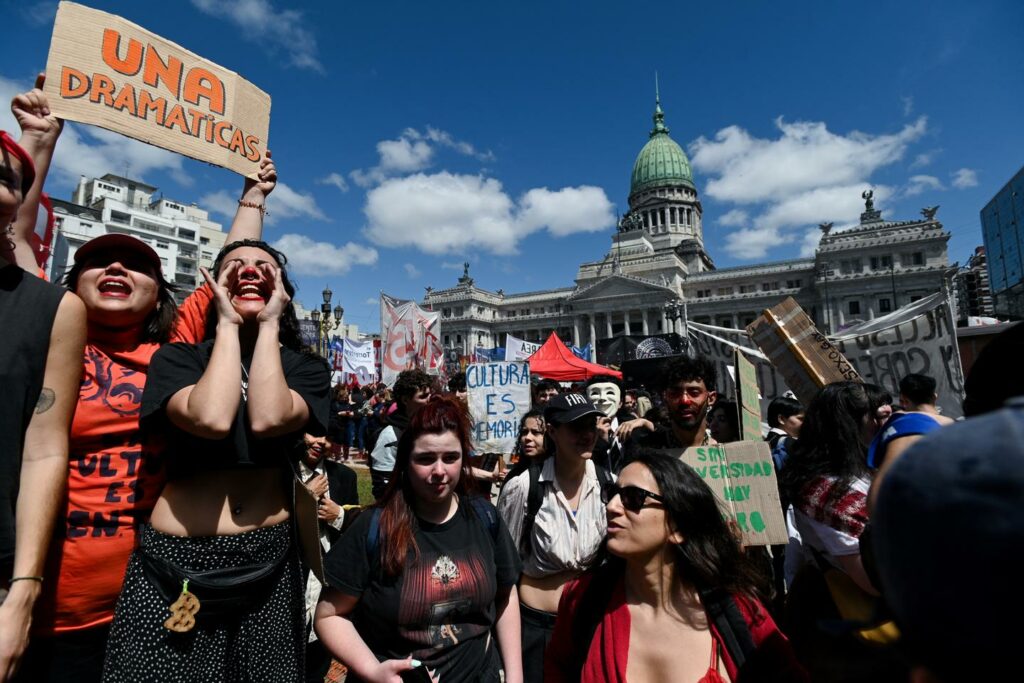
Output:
top-left (365, 424), bottom-right (403, 467)
top-left (569, 559), bottom-right (757, 678)
top-left (506, 456), bottom-right (614, 559)
top-left (364, 495), bottom-right (500, 563)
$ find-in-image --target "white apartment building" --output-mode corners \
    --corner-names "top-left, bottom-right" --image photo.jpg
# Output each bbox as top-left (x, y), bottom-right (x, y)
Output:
top-left (47, 174), bottom-right (225, 302)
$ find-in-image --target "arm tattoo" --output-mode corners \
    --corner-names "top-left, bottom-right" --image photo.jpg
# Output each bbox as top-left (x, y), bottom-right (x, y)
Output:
top-left (35, 388), bottom-right (56, 414)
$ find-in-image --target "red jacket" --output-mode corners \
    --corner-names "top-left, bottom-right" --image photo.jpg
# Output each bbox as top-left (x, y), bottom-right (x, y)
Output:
top-left (545, 572), bottom-right (808, 683)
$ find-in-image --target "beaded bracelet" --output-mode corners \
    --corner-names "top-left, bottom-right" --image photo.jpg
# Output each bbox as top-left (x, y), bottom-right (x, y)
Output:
top-left (8, 576), bottom-right (43, 584)
top-left (237, 200), bottom-right (268, 217)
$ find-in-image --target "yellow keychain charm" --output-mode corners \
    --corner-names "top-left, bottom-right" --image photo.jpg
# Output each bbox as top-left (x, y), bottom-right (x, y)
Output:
top-left (163, 579), bottom-right (201, 632)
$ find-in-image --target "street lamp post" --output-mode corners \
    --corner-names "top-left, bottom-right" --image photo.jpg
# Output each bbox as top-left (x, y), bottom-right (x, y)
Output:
top-left (310, 285), bottom-right (344, 358)
top-left (819, 262), bottom-right (833, 334)
top-left (663, 298), bottom-right (689, 354)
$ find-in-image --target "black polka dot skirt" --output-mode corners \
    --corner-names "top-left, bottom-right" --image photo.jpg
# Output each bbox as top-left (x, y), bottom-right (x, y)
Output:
top-left (102, 522), bottom-right (305, 682)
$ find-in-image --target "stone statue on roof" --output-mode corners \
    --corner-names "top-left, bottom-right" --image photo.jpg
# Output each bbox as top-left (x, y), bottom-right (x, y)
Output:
top-left (819, 221), bottom-right (833, 235)
top-left (921, 205), bottom-right (939, 221)
top-left (862, 189), bottom-right (875, 212)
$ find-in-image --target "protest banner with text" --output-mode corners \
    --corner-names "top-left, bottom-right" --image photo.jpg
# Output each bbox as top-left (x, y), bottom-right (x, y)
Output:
top-left (666, 442), bottom-right (787, 546)
top-left (380, 293), bottom-right (443, 387)
top-left (44, 2), bottom-right (270, 178)
top-left (831, 293), bottom-right (964, 418)
top-left (467, 361), bottom-right (531, 453)
top-left (504, 334), bottom-right (542, 361)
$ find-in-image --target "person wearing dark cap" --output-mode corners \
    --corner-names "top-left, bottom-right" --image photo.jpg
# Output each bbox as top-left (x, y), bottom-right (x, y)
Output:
top-left (871, 401), bottom-right (1024, 681)
top-left (497, 393), bottom-right (614, 683)
top-left (0, 110), bottom-right (86, 680)
top-left (3, 78), bottom-right (282, 681)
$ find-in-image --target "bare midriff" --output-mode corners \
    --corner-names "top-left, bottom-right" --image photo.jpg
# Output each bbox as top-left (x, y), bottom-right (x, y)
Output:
top-left (150, 468), bottom-right (289, 537)
top-left (520, 570), bottom-right (579, 614)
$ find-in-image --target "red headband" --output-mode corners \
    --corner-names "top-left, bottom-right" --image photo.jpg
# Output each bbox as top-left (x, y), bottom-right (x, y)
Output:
top-left (0, 130), bottom-right (37, 197)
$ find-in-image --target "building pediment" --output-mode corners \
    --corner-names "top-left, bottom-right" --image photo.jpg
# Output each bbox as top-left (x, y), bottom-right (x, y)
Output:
top-left (568, 274), bottom-right (676, 304)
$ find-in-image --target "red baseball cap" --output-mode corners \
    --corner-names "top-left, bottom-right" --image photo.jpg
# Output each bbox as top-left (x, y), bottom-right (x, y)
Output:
top-left (73, 233), bottom-right (162, 272)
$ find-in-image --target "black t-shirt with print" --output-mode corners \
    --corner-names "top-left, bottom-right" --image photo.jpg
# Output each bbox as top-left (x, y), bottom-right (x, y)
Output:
top-left (324, 499), bottom-right (520, 682)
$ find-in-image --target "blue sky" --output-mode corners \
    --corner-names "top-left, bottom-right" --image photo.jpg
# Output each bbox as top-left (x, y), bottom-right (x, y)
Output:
top-left (3, 0), bottom-right (1022, 333)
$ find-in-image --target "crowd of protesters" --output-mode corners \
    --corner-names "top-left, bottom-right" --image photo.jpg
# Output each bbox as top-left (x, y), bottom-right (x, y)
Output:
top-left (2, 76), bottom-right (1023, 683)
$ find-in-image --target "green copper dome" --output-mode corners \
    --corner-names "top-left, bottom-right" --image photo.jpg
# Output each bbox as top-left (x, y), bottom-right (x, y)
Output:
top-left (630, 96), bottom-right (694, 195)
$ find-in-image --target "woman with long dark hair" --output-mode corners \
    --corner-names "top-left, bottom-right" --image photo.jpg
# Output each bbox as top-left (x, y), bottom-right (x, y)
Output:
top-left (101, 239), bottom-right (330, 681)
top-left (780, 381), bottom-right (908, 682)
top-left (546, 450), bottom-right (806, 682)
top-left (315, 397), bottom-right (523, 683)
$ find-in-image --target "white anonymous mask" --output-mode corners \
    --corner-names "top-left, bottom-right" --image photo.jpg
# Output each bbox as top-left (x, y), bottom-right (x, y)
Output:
top-left (587, 382), bottom-right (621, 418)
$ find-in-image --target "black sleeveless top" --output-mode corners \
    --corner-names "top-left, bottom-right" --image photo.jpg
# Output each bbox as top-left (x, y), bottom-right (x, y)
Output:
top-left (0, 264), bottom-right (65, 577)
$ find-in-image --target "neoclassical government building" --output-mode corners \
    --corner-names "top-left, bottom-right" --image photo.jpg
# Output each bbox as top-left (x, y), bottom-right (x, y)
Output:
top-left (423, 96), bottom-right (953, 359)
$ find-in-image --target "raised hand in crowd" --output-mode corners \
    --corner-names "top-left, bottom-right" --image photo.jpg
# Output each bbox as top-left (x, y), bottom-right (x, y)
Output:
top-left (8, 73), bottom-right (61, 273)
top-left (615, 416), bottom-right (653, 442)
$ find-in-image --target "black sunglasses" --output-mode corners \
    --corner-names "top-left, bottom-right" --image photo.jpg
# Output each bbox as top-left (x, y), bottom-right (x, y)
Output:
top-left (607, 484), bottom-right (665, 513)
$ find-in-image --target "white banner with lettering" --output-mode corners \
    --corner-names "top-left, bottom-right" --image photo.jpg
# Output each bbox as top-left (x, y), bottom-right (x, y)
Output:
top-left (504, 334), bottom-right (542, 361)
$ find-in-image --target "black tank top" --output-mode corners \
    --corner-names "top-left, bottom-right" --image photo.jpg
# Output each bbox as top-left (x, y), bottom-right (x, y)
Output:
top-left (0, 264), bottom-right (65, 577)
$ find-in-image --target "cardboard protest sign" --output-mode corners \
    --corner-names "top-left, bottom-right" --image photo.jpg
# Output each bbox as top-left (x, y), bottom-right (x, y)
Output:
top-left (466, 361), bottom-right (531, 453)
top-left (831, 293), bottom-right (965, 419)
top-left (664, 442), bottom-right (787, 546)
top-left (746, 297), bottom-right (862, 407)
top-left (44, 2), bottom-right (270, 178)
top-left (688, 322), bottom-right (791, 417)
top-left (734, 349), bottom-right (763, 441)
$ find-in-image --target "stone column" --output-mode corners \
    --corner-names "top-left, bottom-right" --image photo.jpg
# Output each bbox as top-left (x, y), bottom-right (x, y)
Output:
top-left (624, 309), bottom-right (632, 336)
top-left (606, 313), bottom-right (613, 338)
top-left (572, 317), bottom-right (580, 347)
top-left (661, 310), bottom-right (670, 335)
top-left (589, 316), bottom-right (597, 352)
top-left (642, 310), bottom-right (650, 336)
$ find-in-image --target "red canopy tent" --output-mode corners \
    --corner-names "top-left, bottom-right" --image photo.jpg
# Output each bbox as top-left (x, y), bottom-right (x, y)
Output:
top-left (526, 333), bottom-right (622, 381)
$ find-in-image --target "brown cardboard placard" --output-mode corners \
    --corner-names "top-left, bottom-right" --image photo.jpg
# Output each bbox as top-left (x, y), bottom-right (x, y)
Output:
top-left (43, 2), bottom-right (270, 178)
top-left (746, 297), bottom-right (862, 407)
top-left (664, 442), bottom-right (787, 546)
top-left (734, 347), bottom-right (762, 441)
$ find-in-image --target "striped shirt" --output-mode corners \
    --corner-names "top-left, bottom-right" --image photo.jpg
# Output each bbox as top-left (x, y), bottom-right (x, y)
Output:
top-left (497, 457), bottom-right (610, 579)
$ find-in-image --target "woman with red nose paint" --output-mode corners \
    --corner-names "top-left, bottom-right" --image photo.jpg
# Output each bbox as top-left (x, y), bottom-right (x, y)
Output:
top-left (316, 397), bottom-right (523, 683)
top-left (545, 450), bottom-right (807, 683)
top-left (98, 238), bottom-right (329, 682)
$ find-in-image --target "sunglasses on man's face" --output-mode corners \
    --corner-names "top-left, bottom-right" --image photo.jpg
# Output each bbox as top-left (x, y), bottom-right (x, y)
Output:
top-left (607, 484), bottom-right (665, 513)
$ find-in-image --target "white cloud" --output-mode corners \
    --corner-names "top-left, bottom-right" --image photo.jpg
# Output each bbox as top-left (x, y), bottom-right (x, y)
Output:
top-left (690, 117), bottom-right (927, 204)
top-left (362, 172), bottom-right (615, 255)
top-left (270, 233), bottom-right (378, 276)
top-left (718, 209), bottom-right (749, 227)
top-left (317, 172), bottom-right (349, 193)
top-left (901, 96), bottom-right (914, 117)
top-left (952, 168), bottom-right (979, 189)
top-left (905, 175), bottom-right (944, 197)
top-left (349, 127), bottom-right (493, 188)
top-left (799, 228), bottom-right (826, 258)
top-left (517, 186), bottom-right (615, 237)
top-left (267, 183), bottom-right (327, 223)
top-left (691, 116), bottom-right (929, 260)
top-left (199, 182), bottom-right (326, 225)
top-left (403, 263), bottom-right (421, 278)
top-left (1, 75), bottom-right (192, 188)
top-left (441, 261), bottom-right (464, 270)
top-left (910, 149), bottom-right (940, 169)
top-left (20, 1), bottom-right (57, 25)
top-left (364, 297), bottom-right (379, 306)
top-left (190, 0), bottom-right (323, 72)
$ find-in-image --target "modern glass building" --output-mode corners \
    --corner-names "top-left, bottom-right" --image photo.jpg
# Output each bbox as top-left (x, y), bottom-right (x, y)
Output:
top-left (981, 165), bottom-right (1024, 319)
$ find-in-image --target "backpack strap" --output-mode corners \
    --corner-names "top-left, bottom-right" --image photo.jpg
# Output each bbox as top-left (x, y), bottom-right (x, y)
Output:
top-left (594, 463), bottom-right (614, 503)
top-left (520, 458), bottom-right (545, 557)
top-left (699, 588), bottom-right (757, 670)
top-left (568, 558), bottom-right (620, 678)
top-left (365, 507), bottom-right (383, 564)
top-left (467, 495), bottom-right (500, 542)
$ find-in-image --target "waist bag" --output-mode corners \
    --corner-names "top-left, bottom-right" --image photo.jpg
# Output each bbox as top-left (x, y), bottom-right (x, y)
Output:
top-left (139, 542), bottom-right (289, 626)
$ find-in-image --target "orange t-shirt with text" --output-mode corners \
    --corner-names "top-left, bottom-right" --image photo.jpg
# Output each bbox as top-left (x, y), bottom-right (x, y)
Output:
top-left (33, 285), bottom-right (211, 634)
